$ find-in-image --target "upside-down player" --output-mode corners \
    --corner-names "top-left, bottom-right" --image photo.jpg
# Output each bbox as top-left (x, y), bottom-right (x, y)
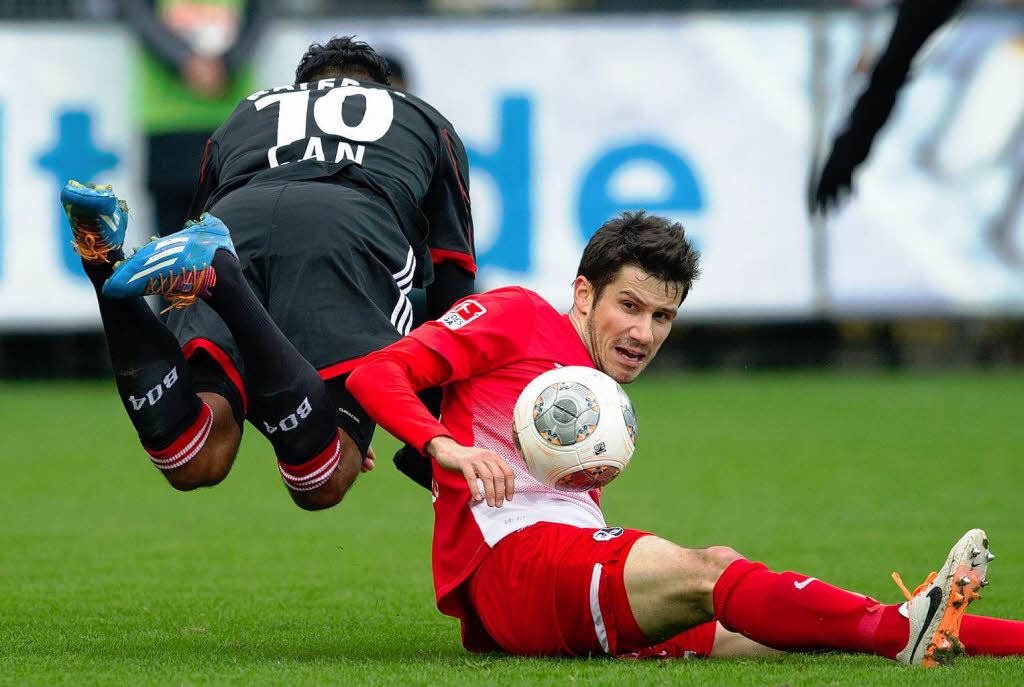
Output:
top-left (61, 37), bottom-right (474, 510)
top-left (347, 211), bottom-right (1024, 665)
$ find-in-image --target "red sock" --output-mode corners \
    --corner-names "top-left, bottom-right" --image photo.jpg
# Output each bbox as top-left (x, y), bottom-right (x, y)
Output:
top-left (712, 559), bottom-right (891, 654)
top-left (143, 401), bottom-right (213, 471)
top-left (860, 605), bottom-right (1024, 659)
top-left (961, 615), bottom-right (1024, 656)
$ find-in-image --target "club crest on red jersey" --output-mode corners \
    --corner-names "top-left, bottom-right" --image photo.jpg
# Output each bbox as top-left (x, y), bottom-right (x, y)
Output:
top-left (440, 299), bottom-right (487, 330)
top-left (592, 526), bottom-right (624, 542)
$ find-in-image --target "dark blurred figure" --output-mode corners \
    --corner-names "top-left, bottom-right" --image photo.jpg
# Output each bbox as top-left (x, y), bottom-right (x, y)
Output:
top-left (120, 0), bottom-right (269, 235)
top-left (380, 51), bottom-right (410, 91)
top-left (810, 0), bottom-right (967, 215)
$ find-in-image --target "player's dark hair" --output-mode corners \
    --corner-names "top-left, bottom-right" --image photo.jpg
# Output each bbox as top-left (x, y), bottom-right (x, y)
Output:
top-left (295, 36), bottom-right (391, 86)
top-left (577, 211), bottom-right (701, 303)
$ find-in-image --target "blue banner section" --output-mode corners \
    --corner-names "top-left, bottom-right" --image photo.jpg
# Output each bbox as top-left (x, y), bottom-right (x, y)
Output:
top-left (36, 110), bottom-right (120, 282)
top-left (466, 95), bottom-right (532, 274)
top-left (577, 142), bottom-right (705, 245)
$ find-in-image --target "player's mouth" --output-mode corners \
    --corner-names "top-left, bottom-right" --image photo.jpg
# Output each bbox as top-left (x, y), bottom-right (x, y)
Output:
top-left (614, 346), bottom-right (647, 368)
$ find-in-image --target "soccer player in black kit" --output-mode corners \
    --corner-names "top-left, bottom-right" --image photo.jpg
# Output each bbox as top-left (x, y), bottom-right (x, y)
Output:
top-left (62, 37), bottom-right (474, 510)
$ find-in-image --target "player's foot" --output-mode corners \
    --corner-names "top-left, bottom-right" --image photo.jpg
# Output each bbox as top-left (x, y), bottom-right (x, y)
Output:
top-left (60, 180), bottom-right (128, 264)
top-left (102, 214), bottom-right (235, 312)
top-left (892, 528), bottom-right (992, 667)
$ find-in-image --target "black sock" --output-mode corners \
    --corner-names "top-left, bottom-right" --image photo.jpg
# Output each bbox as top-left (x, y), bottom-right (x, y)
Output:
top-left (88, 257), bottom-right (202, 449)
top-left (203, 250), bottom-right (336, 464)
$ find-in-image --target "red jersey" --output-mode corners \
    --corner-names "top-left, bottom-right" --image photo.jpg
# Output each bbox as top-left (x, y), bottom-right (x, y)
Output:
top-left (359, 287), bottom-right (599, 618)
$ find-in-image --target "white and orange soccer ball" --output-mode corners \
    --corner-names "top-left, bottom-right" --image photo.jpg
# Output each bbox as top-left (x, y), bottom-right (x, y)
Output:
top-left (512, 366), bottom-right (638, 492)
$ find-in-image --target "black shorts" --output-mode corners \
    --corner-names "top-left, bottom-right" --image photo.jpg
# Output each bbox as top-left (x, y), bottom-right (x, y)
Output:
top-left (168, 180), bottom-right (419, 455)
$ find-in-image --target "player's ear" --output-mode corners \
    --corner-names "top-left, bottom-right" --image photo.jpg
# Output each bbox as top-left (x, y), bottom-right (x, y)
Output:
top-left (572, 276), bottom-right (595, 316)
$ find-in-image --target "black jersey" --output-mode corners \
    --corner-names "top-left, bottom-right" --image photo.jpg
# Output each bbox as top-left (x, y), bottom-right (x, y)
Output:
top-left (189, 76), bottom-right (475, 287)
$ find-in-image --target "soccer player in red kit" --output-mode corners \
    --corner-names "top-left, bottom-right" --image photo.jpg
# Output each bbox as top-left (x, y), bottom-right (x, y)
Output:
top-left (347, 211), bottom-right (1024, 666)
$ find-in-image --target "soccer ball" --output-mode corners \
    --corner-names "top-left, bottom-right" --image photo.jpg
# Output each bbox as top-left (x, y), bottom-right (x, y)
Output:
top-left (512, 366), bottom-right (638, 492)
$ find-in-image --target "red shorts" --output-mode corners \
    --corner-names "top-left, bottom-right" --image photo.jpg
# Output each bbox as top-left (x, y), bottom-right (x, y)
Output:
top-left (465, 522), bottom-right (717, 658)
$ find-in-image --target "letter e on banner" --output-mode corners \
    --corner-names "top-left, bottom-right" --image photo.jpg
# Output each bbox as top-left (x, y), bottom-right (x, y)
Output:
top-left (440, 300), bottom-right (487, 330)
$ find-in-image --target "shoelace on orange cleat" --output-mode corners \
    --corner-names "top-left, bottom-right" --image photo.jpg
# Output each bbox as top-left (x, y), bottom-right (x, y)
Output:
top-left (892, 570), bottom-right (938, 602)
top-left (146, 265), bottom-right (217, 313)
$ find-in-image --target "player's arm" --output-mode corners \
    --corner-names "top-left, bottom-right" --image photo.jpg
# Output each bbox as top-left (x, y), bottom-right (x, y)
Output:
top-left (346, 339), bottom-right (515, 507)
top-left (424, 126), bottom-right (476, 278)
top-left (222, 0), bottom-right (270, 76)
top-left (118, 0), bottom-right (192, 69)
top-left (811, 0), bottom-right (966, 214)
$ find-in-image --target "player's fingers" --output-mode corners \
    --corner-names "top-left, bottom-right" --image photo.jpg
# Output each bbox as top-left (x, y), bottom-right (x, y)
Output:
top-left (482, 452), bottom-right (513, 504)
top-left (462, 463), bottom-right (483, 503)
top-left (499, 460), bottom-right (515, 501)
top-left (473, 460), bottom-right (498, 507)
top-left (482, 459), bottom-right (507, 508)
top-left (361, 457), bottom-right (375, 473)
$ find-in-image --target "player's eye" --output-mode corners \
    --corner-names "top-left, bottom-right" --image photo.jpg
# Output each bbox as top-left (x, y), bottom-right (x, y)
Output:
top-left (621, 301), bottom-right (635, 310)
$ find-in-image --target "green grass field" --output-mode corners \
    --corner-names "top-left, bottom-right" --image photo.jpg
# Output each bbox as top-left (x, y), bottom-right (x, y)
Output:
top-left (2, 372), bottom-right (1023, 685)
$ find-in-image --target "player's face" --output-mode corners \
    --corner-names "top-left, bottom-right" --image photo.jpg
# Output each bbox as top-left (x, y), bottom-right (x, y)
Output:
top-left (573, 266), bottom-right (682, 384)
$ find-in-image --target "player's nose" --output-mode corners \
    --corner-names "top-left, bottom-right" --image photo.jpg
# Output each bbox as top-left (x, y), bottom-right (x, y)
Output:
top-left (630, 318), bottom-right (655, 347)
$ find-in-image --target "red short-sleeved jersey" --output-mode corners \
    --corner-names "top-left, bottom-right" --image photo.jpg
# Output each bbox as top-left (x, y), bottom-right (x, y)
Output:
top-left (406, 287), bottom-right (607, 622)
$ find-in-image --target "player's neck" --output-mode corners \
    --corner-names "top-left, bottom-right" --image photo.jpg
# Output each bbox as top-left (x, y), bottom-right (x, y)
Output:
top-left (568, 308), bottom-right (596, 362)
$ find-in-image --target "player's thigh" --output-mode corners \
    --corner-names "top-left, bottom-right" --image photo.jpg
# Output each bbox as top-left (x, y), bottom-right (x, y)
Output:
top-left (260, 182), bottom-right (415, 373)
top-left (468, 523), bottom-right (655, 656)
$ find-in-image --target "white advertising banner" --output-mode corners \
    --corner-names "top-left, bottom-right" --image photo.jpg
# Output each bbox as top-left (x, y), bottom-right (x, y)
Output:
top-left (260, 17), bottom-right (818, 318)
top-left (1, 14), bottom-right (1021, 329)
top-left (0, 25), bottom-right (148, 330)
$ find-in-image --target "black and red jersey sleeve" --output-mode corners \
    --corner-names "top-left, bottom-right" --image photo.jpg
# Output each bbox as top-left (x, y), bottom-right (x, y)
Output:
top-left (422, 126), bottom-right (476, 275)
top-left (188, 137), bottom-right (221, 219)
top-left (408, 287), bottom-right (536, 381)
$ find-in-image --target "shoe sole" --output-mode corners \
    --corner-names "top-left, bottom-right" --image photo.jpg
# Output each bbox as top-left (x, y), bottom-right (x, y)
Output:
top-left (899, 528), bottom-right (990, 666)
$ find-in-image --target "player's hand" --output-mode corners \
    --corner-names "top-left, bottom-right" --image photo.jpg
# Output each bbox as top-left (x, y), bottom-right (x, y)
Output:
top-left (183, 54), bottom-right (227, 97)
top-left (809, 130), bottom-right (870, 217)
top-left (361, 446), bottom-right (376, 473)
top-left (426, 436), bottom-right (515, 508)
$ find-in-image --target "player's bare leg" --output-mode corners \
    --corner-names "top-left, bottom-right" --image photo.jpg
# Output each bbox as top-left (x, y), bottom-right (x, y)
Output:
top-left (709, 625), bottom-right (780, 658)
top-left (285, 429), bottom-right (363, 511)
top-left (622, 536), bottom-right (741, 641)
top-left (158, 391), bottom-right (242, 490)
top-left (620, 528), bottom-right (1012, 666)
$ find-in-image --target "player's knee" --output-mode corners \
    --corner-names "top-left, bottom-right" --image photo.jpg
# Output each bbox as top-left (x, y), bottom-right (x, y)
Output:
top-left (154, 406), bottom-right (241, 491)
top-left (162, 439), bottom-right (238, 491)
top-left (285, 431), bottom-right (362, 511)
top-left (702, 545), bottom-right (744, 576)
top-left (664, 545), bottom-right (744, 612)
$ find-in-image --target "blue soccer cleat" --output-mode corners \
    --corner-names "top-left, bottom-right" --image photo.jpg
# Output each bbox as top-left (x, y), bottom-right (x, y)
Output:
top-left (60, 180), bottom-right (129, 264)
top-left (103, 214), bottom-right (235, 312)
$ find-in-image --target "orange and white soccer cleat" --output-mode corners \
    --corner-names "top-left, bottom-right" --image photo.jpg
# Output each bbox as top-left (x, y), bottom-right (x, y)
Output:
top-left (893, 528), bottom-right (993, 667)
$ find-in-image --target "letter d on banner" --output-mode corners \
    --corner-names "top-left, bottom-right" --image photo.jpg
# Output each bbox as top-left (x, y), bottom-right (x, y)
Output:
top-left (466, 96), bottom-right (532, 273)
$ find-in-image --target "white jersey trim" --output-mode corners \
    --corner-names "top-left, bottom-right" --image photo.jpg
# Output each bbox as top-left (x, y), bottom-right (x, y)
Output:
top-left (590, 563), bottom-right (610, 654)
top-left (470, 491), bottom-right (606, 547)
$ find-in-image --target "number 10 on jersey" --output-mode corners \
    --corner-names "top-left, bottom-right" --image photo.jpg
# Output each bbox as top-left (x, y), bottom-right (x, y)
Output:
top-left (253, 80), bottom-right (395, 168)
